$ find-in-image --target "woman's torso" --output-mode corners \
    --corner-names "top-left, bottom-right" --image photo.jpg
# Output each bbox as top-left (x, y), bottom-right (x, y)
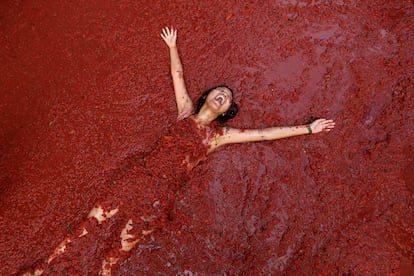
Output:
top-left (143, 118), bottom-right (213, 182)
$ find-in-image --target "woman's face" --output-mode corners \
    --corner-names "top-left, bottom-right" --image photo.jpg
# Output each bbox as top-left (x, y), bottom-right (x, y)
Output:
top-left (205, 87), bottom-right (233, 115)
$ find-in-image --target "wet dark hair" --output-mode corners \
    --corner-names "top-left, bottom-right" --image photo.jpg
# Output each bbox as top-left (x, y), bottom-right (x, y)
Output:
top-left (195, 85), bottom-right (239, 124)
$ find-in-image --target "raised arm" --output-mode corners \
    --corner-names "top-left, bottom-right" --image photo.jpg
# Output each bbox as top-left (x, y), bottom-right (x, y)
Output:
top-left (161, 27), bottom-right (194, 120)
top-left (209, 119), bottom-right (335, 151)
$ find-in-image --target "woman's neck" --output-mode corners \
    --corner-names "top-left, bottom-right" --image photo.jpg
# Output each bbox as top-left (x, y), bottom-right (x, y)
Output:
top-left (192, 108), bottom-right (218, 126)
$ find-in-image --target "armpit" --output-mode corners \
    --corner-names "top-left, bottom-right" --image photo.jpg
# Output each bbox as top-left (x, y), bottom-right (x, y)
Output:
top-left (177, 108), bottom-right (194, 120)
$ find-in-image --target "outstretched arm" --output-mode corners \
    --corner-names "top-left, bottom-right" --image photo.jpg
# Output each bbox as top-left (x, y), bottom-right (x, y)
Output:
top-left (210, 119), bottom-right (335, 151)
top-left (161, 27), bottom-right (194, 120)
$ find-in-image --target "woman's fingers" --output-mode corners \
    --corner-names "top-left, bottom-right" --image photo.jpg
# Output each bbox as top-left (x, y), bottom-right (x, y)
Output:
top-left (324, 119), bottom-right (335, 125)
top-left (162, 27), bottom-right (175, 36)
top-left (161, 28), bottom-right (168, 39)
top-left (324, 120), bottom-right (335, 127)
top-left (161, 27), bottom-right (177, 43)
top-left (161, 27), bottom-right (170, 39)
top-left (321, 119), bottom-right (335, 132)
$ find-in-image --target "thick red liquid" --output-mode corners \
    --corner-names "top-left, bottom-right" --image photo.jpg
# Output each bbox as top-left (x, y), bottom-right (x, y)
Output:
top-left (1, 1), bottom-right (413, 274)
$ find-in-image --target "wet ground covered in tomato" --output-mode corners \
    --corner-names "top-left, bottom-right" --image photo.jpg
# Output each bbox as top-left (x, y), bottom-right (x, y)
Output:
top-left (1, 0), bottom-right (413, 274)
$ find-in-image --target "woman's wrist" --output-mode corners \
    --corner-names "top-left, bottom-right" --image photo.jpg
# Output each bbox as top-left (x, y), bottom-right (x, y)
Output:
top-left (306, 124), bottom-right (312, 134)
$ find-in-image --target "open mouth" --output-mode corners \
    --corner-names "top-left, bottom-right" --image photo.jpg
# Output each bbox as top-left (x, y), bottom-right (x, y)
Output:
top-left (215, 95), bottom-right (226, 105)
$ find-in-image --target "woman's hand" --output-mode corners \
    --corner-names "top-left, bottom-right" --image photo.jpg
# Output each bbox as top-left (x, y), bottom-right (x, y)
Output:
top-left (161, 27), bottom-right (177, 48)
top-left (309, 119), bottom-right (335, 134)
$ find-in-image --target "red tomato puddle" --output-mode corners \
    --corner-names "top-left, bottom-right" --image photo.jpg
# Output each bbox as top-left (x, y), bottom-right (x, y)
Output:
top-left (1, 1), bottom-right (413, 274)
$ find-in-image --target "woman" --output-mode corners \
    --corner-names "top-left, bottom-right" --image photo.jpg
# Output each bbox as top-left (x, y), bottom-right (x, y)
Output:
top-left (26, 27), bottom-right (334, 275)
top-left (161, 27), bottom-right (334, 150)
